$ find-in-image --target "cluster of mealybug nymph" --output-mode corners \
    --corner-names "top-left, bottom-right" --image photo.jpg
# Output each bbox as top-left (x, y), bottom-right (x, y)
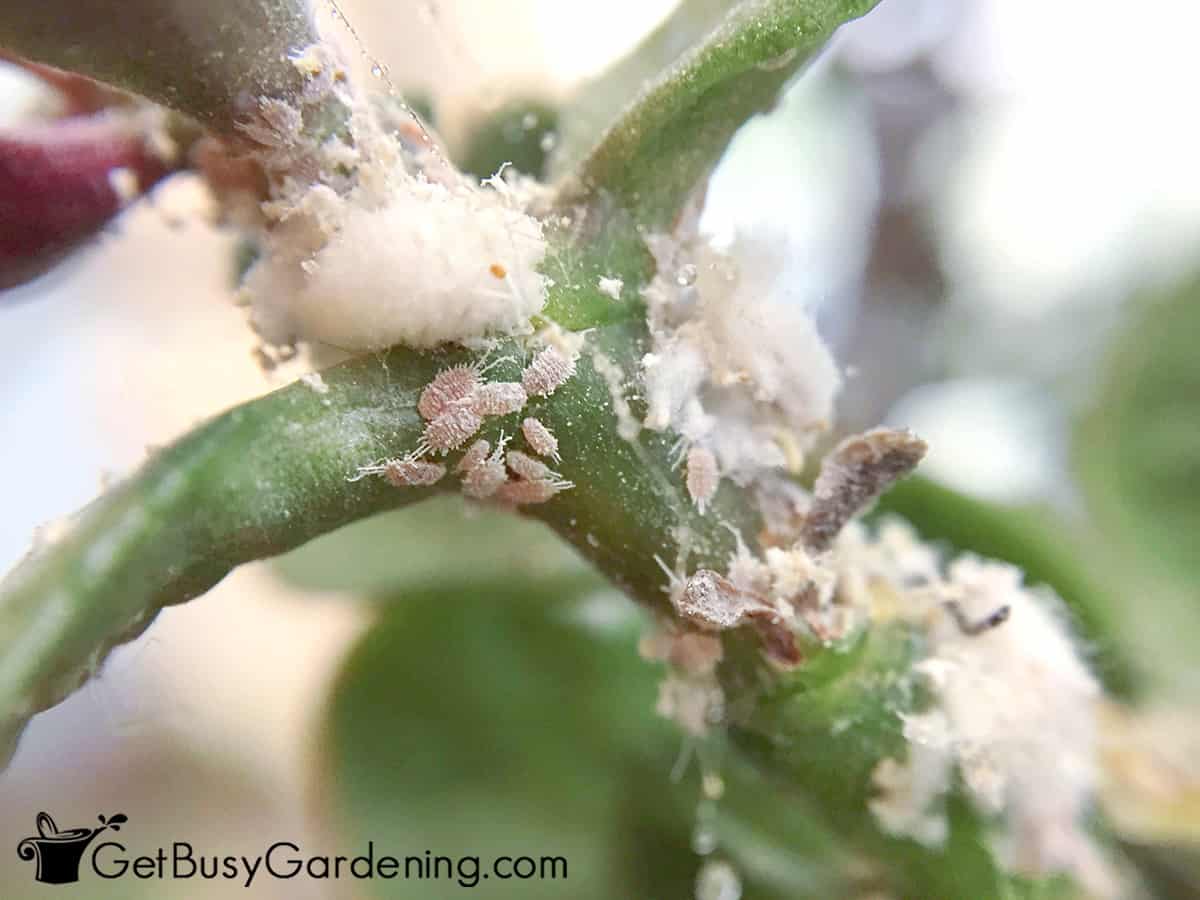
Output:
top-left (417, 364), bottom-right (484, 454)
top-left (417, 347), bottom-right (575, 455)
top-left (363, 344), bottom-right (578, 500)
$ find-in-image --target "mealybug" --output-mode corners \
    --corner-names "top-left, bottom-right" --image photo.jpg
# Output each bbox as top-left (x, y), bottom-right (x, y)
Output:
top-left (383, 457), bottom-right (446, 487)
top-left (456, 439), bottom-right (491, 474)
top-left (506, 449), bottom-right (554, 482)
top-left (422, 400), bottom-right (482, 454)
top-left (686, 446), bottom-right (719, 514)
top-left (352, 454), bottom-right (445, 488)
top-left (521, 346), bottom-right (576, 398)
top-left (497, 450), bottom-right (573, 505)
top-left (418, 365), bottom-right (480, 422)
top-left (494, 478), bottom-right (562, 506)
top-left (472, 382), bottom-right (528, 417)
top-left (458, 438), bottom-right (508, 499)
top-left (521, 417), bottom-right (559, 461)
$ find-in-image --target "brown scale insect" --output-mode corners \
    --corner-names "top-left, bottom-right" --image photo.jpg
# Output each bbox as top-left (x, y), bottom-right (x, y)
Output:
top-left (685, 446), bottom-right (719, 514)
top-left (422, 399), bottom-right (483, 454)
top-left (418, 364), bottom-right (480, 422)
top-left (472, 381), bottom-right (527, 417)
top-left (521, 346), bottom-right (576, 398)
top-left (383, 457), bottom-right (446, 487)
top-left (521, 417), bottom-right (559, 461)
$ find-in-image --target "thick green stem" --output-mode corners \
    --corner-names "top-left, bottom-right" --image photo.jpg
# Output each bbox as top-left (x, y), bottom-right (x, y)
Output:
top-left (522, 320), bottom-right (764, 594)
top-left (0, 0), bottom-right (318, 135)
top-left (0, 346), bottom-right (442, 758)
top-left (0, 321), bottom-right (767, 762)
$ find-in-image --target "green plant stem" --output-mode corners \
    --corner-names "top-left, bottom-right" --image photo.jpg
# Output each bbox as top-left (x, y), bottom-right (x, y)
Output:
top-left (0, 345), bottom-right (441, 759)
top-left (0, 0), bottom-right (318, 135)
top-left (548, 0), bottom-right (732, 177)
top-left (0, 320), bottom-right (766, 763)
top-left (558, 0), bottom-right (881, 230)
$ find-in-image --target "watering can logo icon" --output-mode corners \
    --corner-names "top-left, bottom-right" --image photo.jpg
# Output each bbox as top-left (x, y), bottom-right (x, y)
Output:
top-left (16, 811), bottom-right (128, 884)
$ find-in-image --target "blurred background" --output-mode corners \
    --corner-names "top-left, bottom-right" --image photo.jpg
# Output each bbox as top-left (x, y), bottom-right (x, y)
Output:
top-left (1, 0), bottom-right (1198, 896)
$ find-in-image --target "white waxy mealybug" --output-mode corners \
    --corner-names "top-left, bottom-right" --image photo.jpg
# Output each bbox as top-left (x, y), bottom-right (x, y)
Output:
top-left (383, 457), bottom-right (446, 487)
top-left (521, 346), bottom-right (576, 398)
top-left (686, 446), bottom-right (719, 514)
top-left (422, 400), bottom-right (482, 454)
top-left (521, 417), bottom-right (559, 461)
top-left (418, 365), bottom-right (480, 422)
top-left (472, 381), bottom-right (527, 417)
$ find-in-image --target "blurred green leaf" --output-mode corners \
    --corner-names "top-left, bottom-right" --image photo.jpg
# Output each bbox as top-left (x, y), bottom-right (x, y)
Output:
top-left (319, 576), bottom-right (861, 899)
top-left (457, 101), bottom-right (559, 180)
top-left (319, 577), bottom-right (686, 900)
top-left (1077, 275), bottom-right (1200, 581)
top-left (1075, 273), bottom-right (1200, 694)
